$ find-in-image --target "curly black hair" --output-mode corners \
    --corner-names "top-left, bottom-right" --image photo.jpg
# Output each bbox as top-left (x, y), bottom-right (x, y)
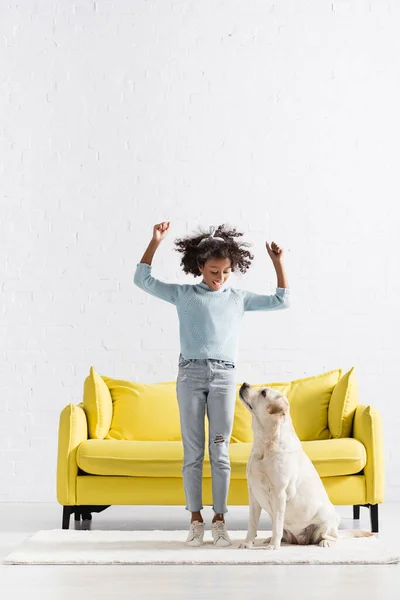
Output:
top-left (173, 224), bottom-right (255, 277)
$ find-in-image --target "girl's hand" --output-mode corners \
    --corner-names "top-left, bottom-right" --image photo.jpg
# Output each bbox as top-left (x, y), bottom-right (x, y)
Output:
top-left (266, 240), bottom-right (284, 264)
top-left (152, 221), bottom-right (171, 243)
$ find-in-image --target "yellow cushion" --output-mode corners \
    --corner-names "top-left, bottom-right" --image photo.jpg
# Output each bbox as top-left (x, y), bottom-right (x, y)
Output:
top-left (104, 378), bottom-right (183, 441)
top-left (83, 366), bottom-right (113, 439)
top-left (77, 440), bottom-right (248, 478)
top-left (76, 437), bottom-right (366, 479)
top-left (328, 367), bottom-right (358, 438)
top-left (93, 367), bottom-right (342, 444)
top-left (230, 384), bottom-right (252, 443)
top-left (301, 438), bottom-right (366, 477)
top-left (231, 369), bottom-right (342, 442)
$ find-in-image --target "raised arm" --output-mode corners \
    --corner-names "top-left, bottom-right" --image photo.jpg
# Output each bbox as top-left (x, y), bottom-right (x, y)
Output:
top-left (242, 287), bottom-right (290, 311)
top-left (134, 221), bottom-right (183, 305)
top-left (243, 240), bottom-right (290, 311)
top-left (139, 222), bottom-right (169, 266)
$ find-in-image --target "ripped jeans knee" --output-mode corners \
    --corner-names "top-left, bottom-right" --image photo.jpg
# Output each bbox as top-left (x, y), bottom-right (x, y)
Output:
top-left (213, 433), bottom-right (226, 445)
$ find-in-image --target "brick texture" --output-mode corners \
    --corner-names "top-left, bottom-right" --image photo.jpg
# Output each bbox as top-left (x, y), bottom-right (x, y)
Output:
top-left (0, 0), bottom-right (399, 501)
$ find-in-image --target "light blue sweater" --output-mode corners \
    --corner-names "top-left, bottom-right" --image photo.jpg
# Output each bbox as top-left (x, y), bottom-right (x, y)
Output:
top-left (133, 262), bottom-right (290, 363)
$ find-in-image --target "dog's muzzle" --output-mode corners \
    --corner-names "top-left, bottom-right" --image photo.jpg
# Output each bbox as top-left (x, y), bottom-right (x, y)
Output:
top-left (239, 382), bottom-right (250, 395)
top-left (239, 382), bottom-right (252, 410)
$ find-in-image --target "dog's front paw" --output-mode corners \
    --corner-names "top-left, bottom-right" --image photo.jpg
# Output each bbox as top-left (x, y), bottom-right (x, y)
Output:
top-left (239, 540), bottom-right (254, 549)
top-left (262, 536), bottom-right (272, 545)
top-left (319, 539), bottom-right (336, 548)
top-left (263, 538), bottom-right (281, 551)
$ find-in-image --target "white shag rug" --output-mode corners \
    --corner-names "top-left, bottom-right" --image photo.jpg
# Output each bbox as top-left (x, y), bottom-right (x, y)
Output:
top-left (3, 529), bottom-right (399, 565)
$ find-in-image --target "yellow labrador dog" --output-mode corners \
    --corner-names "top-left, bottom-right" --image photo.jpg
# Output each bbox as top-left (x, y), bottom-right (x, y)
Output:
top-left (238, 382), bottom-right (371, 550)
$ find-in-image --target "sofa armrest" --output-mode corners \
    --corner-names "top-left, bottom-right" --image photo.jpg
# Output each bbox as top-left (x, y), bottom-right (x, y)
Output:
top-left (353, 404), bottom-right (384, 504)
top-left (56, 402), bottom-right (88, 506)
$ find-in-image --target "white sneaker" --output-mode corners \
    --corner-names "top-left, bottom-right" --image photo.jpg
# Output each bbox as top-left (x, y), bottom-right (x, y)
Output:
top-left (212, 520), bottom-right (232, 546)
top-left (185, 520), bottom-right (205, 546)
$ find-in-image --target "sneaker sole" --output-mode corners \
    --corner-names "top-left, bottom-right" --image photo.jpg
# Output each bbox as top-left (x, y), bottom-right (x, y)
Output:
top-left (213, 539), bottom-right (232, 547)
top-left (185, 539), bottom-right (204, 546)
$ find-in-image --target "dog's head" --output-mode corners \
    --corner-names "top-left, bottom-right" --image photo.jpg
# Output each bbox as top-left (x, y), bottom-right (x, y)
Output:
top-left (239, 382), bottom-right (289, 425)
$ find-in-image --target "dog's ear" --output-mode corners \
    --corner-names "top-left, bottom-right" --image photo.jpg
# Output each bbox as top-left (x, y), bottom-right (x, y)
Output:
top-left (267, 398), bottom-right (287, 416)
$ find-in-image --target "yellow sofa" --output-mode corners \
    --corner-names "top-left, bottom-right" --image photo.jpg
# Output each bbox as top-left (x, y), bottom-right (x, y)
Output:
top-left (57, 365), bottom-right (384, 531)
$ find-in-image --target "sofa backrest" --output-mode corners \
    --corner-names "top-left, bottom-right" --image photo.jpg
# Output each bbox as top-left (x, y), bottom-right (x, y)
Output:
top-left (231, 369), bottom-right (342, 442)
top-left (83, 366), bottom-right (358, 443)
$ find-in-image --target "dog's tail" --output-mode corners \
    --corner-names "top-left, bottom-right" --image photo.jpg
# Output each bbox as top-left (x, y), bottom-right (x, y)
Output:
top-left (338, 530), bottom-right (375, 539)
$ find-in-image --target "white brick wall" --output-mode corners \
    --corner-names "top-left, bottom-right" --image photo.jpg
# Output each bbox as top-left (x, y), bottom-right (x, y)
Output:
top-left (1, 0), bottom-right (399, 502)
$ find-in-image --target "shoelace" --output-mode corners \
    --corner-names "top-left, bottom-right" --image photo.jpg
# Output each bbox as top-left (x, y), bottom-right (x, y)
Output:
top-left (188, 521), bottom-right (204, 540)
top-left (212, 520), bottom-right (229, 540)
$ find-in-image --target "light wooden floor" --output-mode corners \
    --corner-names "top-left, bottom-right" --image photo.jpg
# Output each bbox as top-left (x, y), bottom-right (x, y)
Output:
top-left (1, 503), bottom-right (399, 599)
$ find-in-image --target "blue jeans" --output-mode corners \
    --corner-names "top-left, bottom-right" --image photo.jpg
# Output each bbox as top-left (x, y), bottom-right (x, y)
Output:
top-left (176, 353), bottom-right (237, 515)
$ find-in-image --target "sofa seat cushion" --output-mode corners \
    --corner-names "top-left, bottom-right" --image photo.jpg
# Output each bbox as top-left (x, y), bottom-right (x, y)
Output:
top-left (302, 438), bottom-right (366, 477)
top-left (77, 440), bottom-right (247, 479)
top-left (77, 438), bottom-right (366, 479)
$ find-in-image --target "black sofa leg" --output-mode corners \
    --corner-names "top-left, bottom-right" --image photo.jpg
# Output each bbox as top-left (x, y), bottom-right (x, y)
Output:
top-left (62, 506), bottom-right (73, 530)
top-left (80, 505), bottom-right (111, 520)
top-left (81, 507), bottom-right (93, 521)
top-left (62, 505), bottom-right (111, 529)
top-left (370, 504), bottom-right (379, 533)
top-left (352, 504), bottom-right (379, 533)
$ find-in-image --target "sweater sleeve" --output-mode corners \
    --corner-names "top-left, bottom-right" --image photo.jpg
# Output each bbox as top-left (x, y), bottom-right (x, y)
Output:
top-left (133, 262), bottom-right (183, 305)
top-left (242, 287), bottom-right (291, 312)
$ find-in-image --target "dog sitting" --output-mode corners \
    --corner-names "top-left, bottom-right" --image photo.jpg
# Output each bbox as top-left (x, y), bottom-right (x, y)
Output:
top-left (238, 382), bottom-right (371, 550)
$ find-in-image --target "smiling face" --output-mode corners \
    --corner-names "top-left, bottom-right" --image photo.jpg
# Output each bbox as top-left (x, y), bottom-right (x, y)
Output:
top-left (198, 257), bottom-right (232, 291)
top-left (239, 382), bottom-right (289, 423)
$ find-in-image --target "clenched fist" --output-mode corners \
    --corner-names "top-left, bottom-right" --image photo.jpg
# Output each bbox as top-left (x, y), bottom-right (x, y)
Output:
top-left (152, 221), bottom-right (171, 243)
top-left (266, 240), bottom-right (284, 264)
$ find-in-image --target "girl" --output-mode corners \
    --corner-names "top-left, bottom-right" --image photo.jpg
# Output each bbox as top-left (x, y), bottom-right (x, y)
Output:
top-left (133, 221), bottom-right (290, 547)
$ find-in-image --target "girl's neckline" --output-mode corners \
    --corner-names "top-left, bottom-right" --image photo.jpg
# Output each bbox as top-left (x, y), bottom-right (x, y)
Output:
top-left (197, 282), bottom-right (226, 293)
